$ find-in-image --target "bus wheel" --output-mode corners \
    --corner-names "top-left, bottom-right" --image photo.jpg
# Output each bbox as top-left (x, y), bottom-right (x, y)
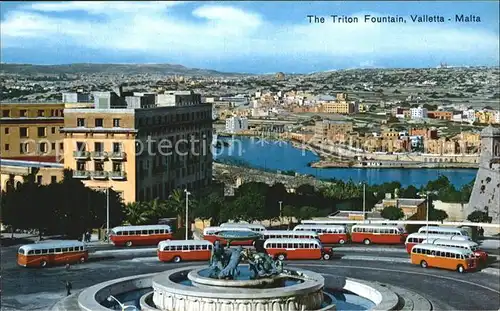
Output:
top-left (79, 257), bottom-right (86, 264)
top-left (277, 254), bottom-right (286, 261)
top-left (40, 260), bottom-right (48, 268)
top-left (322, 253), bottom-right (331, 260)
top-left (125, 241), bottom-right (133, 247)
top-left (420, 260), bottom-right (428, 268)
top-left (338, 239), bottom-right (346, 245)
top-left (457, 265), bottom-right (465, 273)
top-left (173, 256), bottom-right (182, 263)
top-left (363, 239), bottom-right (371, 245)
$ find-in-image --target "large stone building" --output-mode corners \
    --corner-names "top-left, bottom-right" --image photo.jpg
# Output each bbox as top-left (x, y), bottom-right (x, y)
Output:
top-left (0, 102), bottom-right (65, 162)
top-left (467, 126), bottom-right (500, 227)
top-left (61, 90), bottom-right (213, 203)
top-left (314, 120), bottom-right (353, 143)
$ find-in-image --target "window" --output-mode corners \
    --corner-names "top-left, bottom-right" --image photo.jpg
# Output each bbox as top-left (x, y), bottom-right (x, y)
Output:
top-left (20, 127), bottom-right (28, 138)
top-left (39, 142), bottom-right (47, 153)
top-left (52, 142), bottom-right (56, 150)
top-left (76, 161), bottom-right (86, 171)
top-left (20, 109), bottom-right (27, 117)
top-left (95, 118), bottom-right (103, 127)
top-left (4, 128), bottom-right (9, 135)
top-left (5, 144), bottom-right (9, 151)
top-left (38, 110), bottom-right (45, 117)
top-left (51, 176), bottom-right (57, 183)
top-left (51, 127), bottom-right (56, 134)
top-left (60, 142), bottom-right (64, 150)
top-left (2, 110), bottom-right (10, 117)
top-left (113, 142), bottom-right (122, 153)
top-left (94, 142), bottom-right (103, 152)
top-left (77, 118), bottom-right (85, 127)
top-left (94, 161), bottom-right (104, 171)
top-left (37, 176), bottom-right (42, 184)
top-left (113, 118), bottom-right (121, 127)
top-left (37, 127), bottom-right (46, 137)
top-left (76, 141), bottom-right (86, 151)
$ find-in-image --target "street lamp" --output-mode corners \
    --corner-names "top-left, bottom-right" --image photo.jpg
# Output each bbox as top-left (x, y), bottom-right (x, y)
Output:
top-left (106, 187), bottom-right (110, 244)
top-left (107, 295), bottom-right (137, 311)
top-left (419, 192), bottom-right (430, 241)
top-left (359, 182), bottom-right (366, 222)
top-left (278, 201), bottom-right (283, 226)
top-left (184, 189), bottom-right (191, 240)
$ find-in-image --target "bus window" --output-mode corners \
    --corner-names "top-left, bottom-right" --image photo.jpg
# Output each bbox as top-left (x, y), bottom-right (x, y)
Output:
top-left (55, 248), bottom-right (62, 253)
top-left (41, 249), bottom-right (48, 254)
top-left (18, 249), bottom-right (24, 255)
top-left (182, 245), bottom-right (188, 251)
top-left (34, 250), bottom-right (41, 255)
top-left (189, 245), bottom-right (195, 251)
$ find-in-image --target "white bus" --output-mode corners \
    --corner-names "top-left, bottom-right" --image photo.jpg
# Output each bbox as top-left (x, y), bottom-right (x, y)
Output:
top-left (418, 226), bottom-right (470, 237)
top-left (261, 230), bottom-right (319, 240)
top-left (421, 238), bottom-right (488, 263)
top-left (220, 222), bottom-right (266, 232)
top-left (405, 233), bottom-right (469, 253)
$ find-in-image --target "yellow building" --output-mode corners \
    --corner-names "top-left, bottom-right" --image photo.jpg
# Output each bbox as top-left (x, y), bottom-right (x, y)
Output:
top-left (0, 102), bottom-right (65, 162)
top-left (475, 110), bottom-right (500, 124)
top-left (0, 159), bottom-right (64, 190)
top-left (61, 91), bottom-right (213, 203)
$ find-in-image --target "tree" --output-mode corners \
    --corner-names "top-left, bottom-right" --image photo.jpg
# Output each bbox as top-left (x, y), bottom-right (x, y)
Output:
top-left (194, 183), bottom-right (225, 225)
top-left (401, 185), bottom-right (419, 199)
top-left (124, 202), bottom-right (153, 225)
top-left (467, 211), bottom-right (492, 223)
top-left (429, 208), bottom-right (448, 222)
top-left (297, 206), bottom-right (320, 223)
top-left (381, 206), bottom-right (405, 220)
top-left (167, 189), bottom-right (187, 228)
top-left (282, 205), bottom-right (296, 228)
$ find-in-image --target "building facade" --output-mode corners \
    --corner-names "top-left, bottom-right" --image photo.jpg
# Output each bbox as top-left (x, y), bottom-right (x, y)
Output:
top-left (61, 91), bottom-right (213, 203)
top-left (410, 107), bottom-right (428, 119)
top-left (0, 102), bottom-right (66, 162)
top-left (225, 116), bottom-right (249, 134)
top-left (314, 120), bottom-right (353, 142)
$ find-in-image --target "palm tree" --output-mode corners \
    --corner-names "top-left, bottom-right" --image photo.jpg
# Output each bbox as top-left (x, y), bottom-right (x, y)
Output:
top-left (167, 189), bottom-right (186, 228)
top-left (124, 202), bottom-right (151, 225)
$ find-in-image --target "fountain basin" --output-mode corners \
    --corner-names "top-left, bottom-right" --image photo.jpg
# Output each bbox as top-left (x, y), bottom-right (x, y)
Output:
top-left (153, 265), bottom-right (325, 310)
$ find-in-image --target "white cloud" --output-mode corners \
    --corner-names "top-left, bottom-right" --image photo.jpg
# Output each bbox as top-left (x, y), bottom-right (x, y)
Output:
top-left (1, 4), bottom-right (498, 65)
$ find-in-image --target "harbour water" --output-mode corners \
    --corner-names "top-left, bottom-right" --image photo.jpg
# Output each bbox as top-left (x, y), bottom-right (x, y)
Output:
top-left (213, 137), bottom-right (477, 188)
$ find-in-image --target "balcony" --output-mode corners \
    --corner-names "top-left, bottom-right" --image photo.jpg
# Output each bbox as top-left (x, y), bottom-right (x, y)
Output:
top-left (73, 170), bottom-right (90, 179)
top-left (109, 151), bottom-right (127, 161)
top-left (91, 151), bottom-right (108, 160)
top-left (109, 171), bottom-right (127, 180)
top-left (73, 151), bottom-right (90, 160)
top-left (92, 170), bottom-right (108, 180)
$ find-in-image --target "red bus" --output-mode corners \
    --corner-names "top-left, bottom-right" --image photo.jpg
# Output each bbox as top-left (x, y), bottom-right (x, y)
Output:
top-left (203, 226), bottom-right (256, 246)
top-left (293, 224), bottom-right (348, 244)
top-left (110, 225), bottom-right (173, 247)
top-left (157, 240), bottom-right (213, 263)
top-left (422, 238), bottom-right (488, 264)
top-left (405, 233), bottom-right (469, 253)
top-left (17, 240), bottom-right (88, 268)
top-left (264, 238), bottom-right (333, 260)
top-left (351, 224), bottom-right (406, 245)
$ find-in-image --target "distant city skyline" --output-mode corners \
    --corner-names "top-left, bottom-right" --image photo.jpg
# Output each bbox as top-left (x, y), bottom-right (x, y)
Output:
top-left (1, 1), bottom-right (499, 74)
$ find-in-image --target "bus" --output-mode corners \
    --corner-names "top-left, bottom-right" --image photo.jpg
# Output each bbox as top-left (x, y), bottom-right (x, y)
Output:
top-left (351, 225), bottom-right (406, 245)
top-left (219, 223), bottom-right (266, 232)
top-left (422, 238), bottom-right (488, 264)
top-left (293, 224), bottom-right (348, 244)
top-left (410, 244), bottom-right (478, 273)
top-left (261, 230), bottom-right (319, 241)
top-left (203, 226), bottom-right (258, 246)
top-left (264, 238), bottom-right (333, 260)
top-left (418, 226), bottom-right (470, 238)
top-left (157, 240), bottom-right (213, 263)
top-left (109, 225), bottom-right (173, 247)
top-left (405, 233), bottom-right (470, 253)
top-left (17, 240), bottom-right (88, 268)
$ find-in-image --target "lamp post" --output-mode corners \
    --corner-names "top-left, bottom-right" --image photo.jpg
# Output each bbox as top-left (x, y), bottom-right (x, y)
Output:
top-left (362, 183), bottom-right (366, 222)
top-left (106, 187), bottom-right (110, 243)
top-left (426, 192), bottom-right (429, 240)
top-left (278, 201), bottom-right (283, 226)
top-left (107, 295), bottom-right (137, 311)
top-left (184, 189), bottom-right (191, 240)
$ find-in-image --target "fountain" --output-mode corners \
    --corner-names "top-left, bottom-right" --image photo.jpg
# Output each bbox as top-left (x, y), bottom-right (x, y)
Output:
top-left (68, 231), bottom-right (431, 311)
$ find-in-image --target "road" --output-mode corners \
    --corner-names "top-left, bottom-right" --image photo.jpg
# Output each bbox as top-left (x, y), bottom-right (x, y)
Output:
top-left (1, 244), bottom-right (499, 311)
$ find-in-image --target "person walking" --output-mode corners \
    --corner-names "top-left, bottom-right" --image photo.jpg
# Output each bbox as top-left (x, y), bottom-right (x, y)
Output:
top-left (65, 281), bottom-right (72, 296)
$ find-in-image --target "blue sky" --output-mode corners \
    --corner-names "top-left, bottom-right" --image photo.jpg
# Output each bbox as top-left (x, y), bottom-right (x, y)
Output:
top-left (1, 1), bottom-right (499, 73)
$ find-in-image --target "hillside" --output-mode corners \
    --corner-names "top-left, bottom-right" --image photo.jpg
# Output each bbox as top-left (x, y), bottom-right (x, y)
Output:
top-left (0, 63), bottom-right (245, 76)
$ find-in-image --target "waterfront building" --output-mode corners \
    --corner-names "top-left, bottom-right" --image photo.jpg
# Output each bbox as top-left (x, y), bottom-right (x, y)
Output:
top-left (225, 116), bottom-right (249, 134)
top-left (467, 126), bottom-right (500, 231)
top-left (314, 120), bottom-right (353, 143)
top-left (409, 128), bottom-right (438, 140)
top-left (424, 138), bottom-right (460, 155)
top-left (374, 197), bottom-right (427, 220)
top-left (61, 90), bottom-right (213, 203)
top-left (410, 107), bottom-right (428, 119)
top-left (0, 102), bottom-right (66, 162)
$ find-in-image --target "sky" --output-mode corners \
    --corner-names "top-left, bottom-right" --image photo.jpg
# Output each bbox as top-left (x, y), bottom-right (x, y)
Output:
top-left (1, 1), bottom-right (499, 74)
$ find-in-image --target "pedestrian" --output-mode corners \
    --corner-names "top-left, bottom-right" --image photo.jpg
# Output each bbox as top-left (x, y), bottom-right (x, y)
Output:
top-left (65, 281), bottom-right (72, 296)
top-left (86, 231), bottom-right (91, 243)
top-left (65, 263), bottom-right (71, 271)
